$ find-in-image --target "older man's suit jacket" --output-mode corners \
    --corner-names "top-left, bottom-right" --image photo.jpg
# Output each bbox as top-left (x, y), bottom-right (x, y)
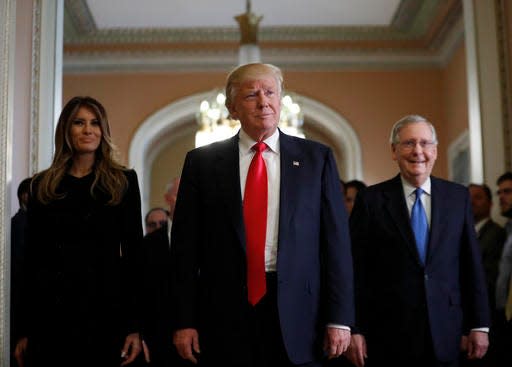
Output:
top-left (350, 175), bottom-right (490, 363)
top-left (170, 131), bottom-right (355, 365)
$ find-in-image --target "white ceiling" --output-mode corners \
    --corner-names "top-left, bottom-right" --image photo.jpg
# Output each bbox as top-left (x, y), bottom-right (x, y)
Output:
top-left (86, 0), bottom-right (402, 29)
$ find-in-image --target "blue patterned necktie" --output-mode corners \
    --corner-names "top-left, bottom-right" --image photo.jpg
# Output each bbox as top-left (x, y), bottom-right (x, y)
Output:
top-left (411, 188), bottom-right (429, 264)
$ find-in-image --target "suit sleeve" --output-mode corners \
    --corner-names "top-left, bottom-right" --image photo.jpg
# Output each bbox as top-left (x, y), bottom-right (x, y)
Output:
top-left (119, 169), bottom-right (144, 335)
top-left (321, 149), bottom-right (355, 326)
top-left (459, 189), bottom-right (491, 331)
top-left (348, 188), bottom-right (371, 334)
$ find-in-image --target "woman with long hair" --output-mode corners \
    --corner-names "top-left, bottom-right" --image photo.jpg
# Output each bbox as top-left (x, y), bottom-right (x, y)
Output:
top-left (14, 96), bottom-right (143, 367)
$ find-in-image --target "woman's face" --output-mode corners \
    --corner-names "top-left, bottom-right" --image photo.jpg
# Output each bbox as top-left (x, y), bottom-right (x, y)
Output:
top-left (69, 106), bottom-right (102, 156)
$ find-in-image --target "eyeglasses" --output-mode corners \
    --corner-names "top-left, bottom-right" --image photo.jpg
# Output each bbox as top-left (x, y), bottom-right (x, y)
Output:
top-left (497, 188), bottom-right (512, 196)
top-left (397, 139), bottom-right (437, 151)
top-left (146, 220), bottom-right (167, 229)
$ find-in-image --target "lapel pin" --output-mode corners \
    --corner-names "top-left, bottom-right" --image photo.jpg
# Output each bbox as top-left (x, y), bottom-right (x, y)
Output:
top-left (293, 161), bottom-right (300, 166)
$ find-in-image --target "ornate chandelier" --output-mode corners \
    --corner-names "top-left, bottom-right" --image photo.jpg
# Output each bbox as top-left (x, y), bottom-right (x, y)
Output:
top-left (195, 89), bottom-right (304, 147)
top-left (195, 0), bottom-right (305, 147)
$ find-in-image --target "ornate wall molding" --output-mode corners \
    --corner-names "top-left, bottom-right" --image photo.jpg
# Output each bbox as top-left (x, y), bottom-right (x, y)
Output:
top-left (30, 0), bottom-right (42, 174)
top-left (64, 43), bottom-right (465, 73)
top-left (30, 0), bottom-right (63, 173)
top-left (0, 0), bottom-right (16, 363)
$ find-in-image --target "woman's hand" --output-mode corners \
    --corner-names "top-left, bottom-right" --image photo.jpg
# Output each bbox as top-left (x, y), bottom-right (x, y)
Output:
top-left (120, 332), bottom-right (142, 366)
top-left (14, 337), bottom-right (28, 367)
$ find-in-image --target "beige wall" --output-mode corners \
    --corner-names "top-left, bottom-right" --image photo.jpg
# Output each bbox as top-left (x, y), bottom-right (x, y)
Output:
top-left (283, 69), bottom-right (445, 185)
top-left (442, 44), bottom-right (468, 146)
top-left (64, 44), bottom-right (469, 210)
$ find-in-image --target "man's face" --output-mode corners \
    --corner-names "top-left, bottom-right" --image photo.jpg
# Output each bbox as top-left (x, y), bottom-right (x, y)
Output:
top-left (391, 122), bottom-right (437, 187)
top-left (469, 186), bottom-right (491, 222)
top-left (497, 179), bottom-right (512, 217)
top-left (228, 76), bottom-right (281, 141)
top-left (145, 209), bottom-right (168, 234)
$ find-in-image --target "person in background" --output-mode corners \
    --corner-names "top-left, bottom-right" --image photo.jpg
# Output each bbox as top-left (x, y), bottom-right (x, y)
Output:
top-left (10, 177), bottom-right (32, 366)
top-left (344, 180), bottom-right (367, 216)
top-left (164, 176), bottom-right (180, 222)
top-left (346, 114), bottom-right (489, 367)
top-left (468, 183), bottom-right (506, 311)
top-left (14, 96), bottom-right (143, 367)
top-left (141, 176), bottom-right (183, 366)
top-left (170, 63), bottom-right (354, 367)
top-left (459, 183), bottom-right (506, 366)
top-left (145, 207), bottom-right (170, 235)
top-left (493, 172), bottom-right (512, 366)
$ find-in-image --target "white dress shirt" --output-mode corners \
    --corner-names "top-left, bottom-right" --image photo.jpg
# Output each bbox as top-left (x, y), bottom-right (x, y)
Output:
top-left (239, 128), bottom-right (280, 272)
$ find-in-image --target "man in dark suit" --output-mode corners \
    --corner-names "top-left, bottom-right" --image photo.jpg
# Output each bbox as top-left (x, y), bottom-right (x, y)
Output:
top-left (170, 63), bottom-right (354, 367)
top-left (141, 177), bottom-right (183, 367)
top-left (459, 183), bottom-right (506, 367)
top-left (468, 183), bottom-right (506, 312)
top-left (494, 171), bottom-right (512, 366)
top-left (346, 115), bottom-right (490, 367)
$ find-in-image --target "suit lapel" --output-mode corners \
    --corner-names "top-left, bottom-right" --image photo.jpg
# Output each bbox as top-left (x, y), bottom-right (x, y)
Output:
top-left (383, 175), bottom-right (423, 264)
top-left (214, 135), bottom-right (246, 251)
top-left (278, 132), bottom-right (303, 243)
top-left (427, 177), bottom-right (449, 263)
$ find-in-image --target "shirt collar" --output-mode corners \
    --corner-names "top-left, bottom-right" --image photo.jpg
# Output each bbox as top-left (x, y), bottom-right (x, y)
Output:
top-left (239, 128), bottom-right (280, 155)
top-left (401, 175), bottom-right (431, 198)
top-left (475, 217), bottom-right (490, 233)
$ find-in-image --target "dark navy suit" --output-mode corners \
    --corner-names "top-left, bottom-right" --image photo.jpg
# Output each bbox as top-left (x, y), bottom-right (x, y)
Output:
top-left (170, 131), bottom-right (354, 366)
top-left (350, 175), bottom-right (490, 365)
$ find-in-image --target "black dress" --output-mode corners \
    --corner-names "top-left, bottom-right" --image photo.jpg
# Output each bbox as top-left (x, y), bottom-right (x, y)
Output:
top-left (19, 169), bottom-right (143, 367)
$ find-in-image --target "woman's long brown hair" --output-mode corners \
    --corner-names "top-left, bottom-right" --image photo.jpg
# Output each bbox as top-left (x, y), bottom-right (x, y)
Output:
top-left (34, 96), bottom-right (128, 205)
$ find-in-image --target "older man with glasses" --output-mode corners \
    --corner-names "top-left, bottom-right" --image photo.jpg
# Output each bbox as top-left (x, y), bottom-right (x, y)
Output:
top-left (346, 114), bottom-right (489, 367)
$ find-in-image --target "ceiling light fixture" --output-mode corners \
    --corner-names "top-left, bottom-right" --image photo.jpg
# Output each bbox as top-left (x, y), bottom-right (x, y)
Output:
top-left (195, 0), bottom-right (304, 148)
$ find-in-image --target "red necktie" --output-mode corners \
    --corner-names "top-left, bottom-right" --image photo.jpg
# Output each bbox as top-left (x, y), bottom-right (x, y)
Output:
top-left (244, 142), bottom-right (268, 305)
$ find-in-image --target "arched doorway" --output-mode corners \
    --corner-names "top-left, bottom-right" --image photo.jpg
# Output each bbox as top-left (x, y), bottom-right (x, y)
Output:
top-left (129, 92), bottom-right (363, 215)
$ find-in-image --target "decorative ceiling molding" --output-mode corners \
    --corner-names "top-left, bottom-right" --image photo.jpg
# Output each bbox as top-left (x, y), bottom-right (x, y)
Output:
top-left (391, 0), bottom-right (426, 31)
top-left (64, 43), bottom-right (461, 74)
top-left (64, 0), bottom-right (95, 35)
top-left (62, 0), bottom-right (464, 72)
top-left (64, 0), bottom-right (452, 44)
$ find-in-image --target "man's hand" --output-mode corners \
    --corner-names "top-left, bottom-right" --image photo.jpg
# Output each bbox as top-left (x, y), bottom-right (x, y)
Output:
top-left (323, 327), bottom-right (351, 359)
top-left (174, 328), bottom-right (200, 364)
top-left (344, 333), bottom-right (367, 367)
top-left (465, 331), bottom-right (488, 360)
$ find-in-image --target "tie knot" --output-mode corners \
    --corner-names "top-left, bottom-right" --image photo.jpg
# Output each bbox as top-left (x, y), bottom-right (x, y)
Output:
top-left (415, 188), bottom-right (424, 199)
top-left (252, 142), bottom-right (267, 153)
